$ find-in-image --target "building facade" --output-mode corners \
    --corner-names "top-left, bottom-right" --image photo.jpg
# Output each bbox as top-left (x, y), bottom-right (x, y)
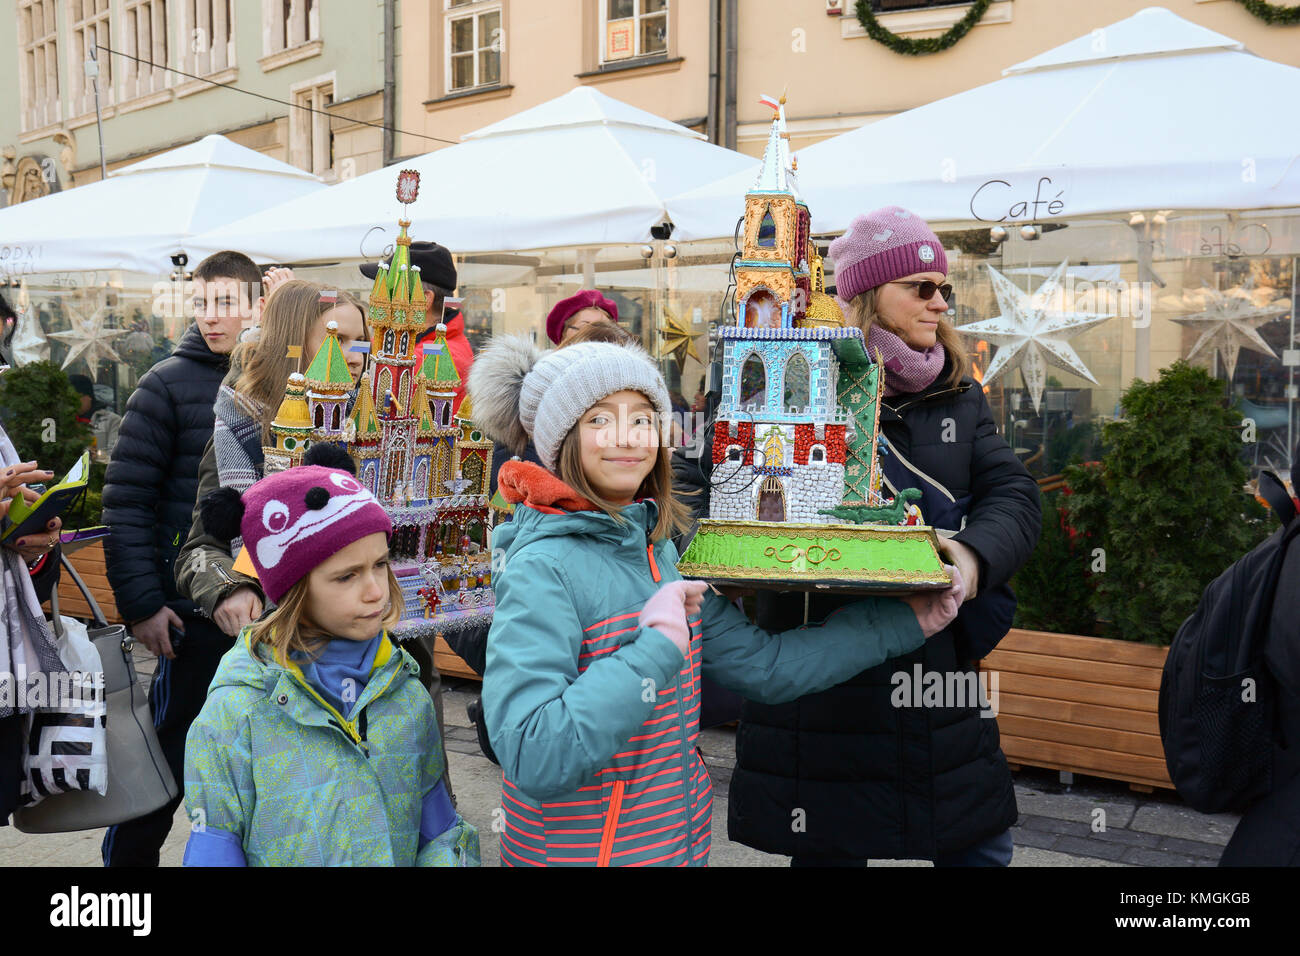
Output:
top-left (395, 1), bottom-right (1300, 159)
top-left (1, 0), bottom-right (389, 205)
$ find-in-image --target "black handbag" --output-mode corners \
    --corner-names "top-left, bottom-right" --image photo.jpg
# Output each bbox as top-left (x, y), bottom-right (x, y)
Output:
top-left (13, 554), bottom-right (178, 833)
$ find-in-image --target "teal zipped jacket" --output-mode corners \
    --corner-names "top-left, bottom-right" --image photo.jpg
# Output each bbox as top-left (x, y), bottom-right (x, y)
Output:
top-left (482, 461), bottom-right (925, 866)
top-left (184, 629), bottom-right (479, 866)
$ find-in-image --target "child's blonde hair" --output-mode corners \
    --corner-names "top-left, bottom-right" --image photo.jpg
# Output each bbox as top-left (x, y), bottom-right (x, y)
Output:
top-left (555, 397), bottom-right (692, 543)
top-left (246, 567), bottom-right (405, 667)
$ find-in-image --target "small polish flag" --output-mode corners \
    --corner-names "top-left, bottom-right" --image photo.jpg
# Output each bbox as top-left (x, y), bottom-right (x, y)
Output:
top-left (759, 94), bottom-right (781, 112)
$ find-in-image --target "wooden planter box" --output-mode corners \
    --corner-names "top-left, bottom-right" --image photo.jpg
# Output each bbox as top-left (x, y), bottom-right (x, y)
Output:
top-left (48, 539), bottom-right (126, 626)
top-left (432, 636), bottom-right (479, 681)
top-left (981, 628), bottom-right (1172, 792)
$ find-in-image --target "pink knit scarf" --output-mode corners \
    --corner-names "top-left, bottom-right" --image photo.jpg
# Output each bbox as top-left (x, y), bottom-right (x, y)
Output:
top-left (867, 323), bottom-right (947, 397)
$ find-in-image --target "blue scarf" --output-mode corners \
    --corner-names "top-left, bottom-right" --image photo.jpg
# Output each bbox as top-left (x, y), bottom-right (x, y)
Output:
top-left (293, 634), bottom-right (382, 717)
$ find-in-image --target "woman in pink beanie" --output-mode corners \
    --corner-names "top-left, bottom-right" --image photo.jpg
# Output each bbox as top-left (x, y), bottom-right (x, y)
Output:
top-left (727, 206), bottom-right (1042, 868)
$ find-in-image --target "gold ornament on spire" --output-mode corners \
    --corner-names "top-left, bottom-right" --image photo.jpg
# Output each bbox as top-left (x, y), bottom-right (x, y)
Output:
top-left (798, 255), bottom-right (846, 329)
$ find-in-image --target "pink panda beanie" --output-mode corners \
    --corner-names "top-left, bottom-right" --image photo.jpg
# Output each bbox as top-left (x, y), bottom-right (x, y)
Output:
top-left (206, 465), bottom-right (394, 604)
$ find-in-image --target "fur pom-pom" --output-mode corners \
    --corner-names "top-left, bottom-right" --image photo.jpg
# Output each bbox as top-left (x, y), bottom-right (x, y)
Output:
top-left (467, 334), bottom-right (541, 454)
top-left (199, 486), bottom-right (246, 543)
top-left (303, 441), bottom-right (357, 475)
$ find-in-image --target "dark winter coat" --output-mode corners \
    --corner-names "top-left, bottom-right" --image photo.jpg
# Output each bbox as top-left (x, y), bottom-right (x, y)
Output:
top-left (1219, 534), bottom-right (1300, 866)
top-left (102, 324), bottom-right (229, 623)
top-left (680, 361), bottom-right (1040, 860)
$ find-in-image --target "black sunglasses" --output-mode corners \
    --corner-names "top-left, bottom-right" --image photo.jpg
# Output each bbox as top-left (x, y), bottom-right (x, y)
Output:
top-left (890, 280), bottom-right (953, 302)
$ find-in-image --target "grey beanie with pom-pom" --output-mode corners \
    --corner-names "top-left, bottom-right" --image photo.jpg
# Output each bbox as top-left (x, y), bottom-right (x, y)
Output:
top-left (467, 335), bottom-right (671, 473)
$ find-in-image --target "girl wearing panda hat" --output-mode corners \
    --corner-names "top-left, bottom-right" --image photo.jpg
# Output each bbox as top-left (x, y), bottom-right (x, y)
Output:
top-left (468, 336), bottom-right (964, 866)
top-left (181, 447), bottom-right (478, 866)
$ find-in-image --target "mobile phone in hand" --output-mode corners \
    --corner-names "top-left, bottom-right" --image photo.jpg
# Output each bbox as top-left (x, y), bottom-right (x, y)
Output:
top-left (168, 624), bottom-right (185, 655)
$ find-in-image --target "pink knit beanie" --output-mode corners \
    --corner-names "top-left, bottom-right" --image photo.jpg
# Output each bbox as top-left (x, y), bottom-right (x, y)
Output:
top-left (200, 464), bottom-right (393, 604)
top-left (240, 467), bottom-right (392, 603)
top-left (829, 206), bottom-right (948, 302)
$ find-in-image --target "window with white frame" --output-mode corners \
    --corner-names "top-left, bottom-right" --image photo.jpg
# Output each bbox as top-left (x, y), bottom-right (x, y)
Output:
top-left (17, 0), bottom-right (61, 132)
top-left (265, 0), bottom-right (319, 55)
top-left (446, 0), bottom-right (501, 93)
top-left (121, 0), bottom-right (169, 99)
top-left (182, 0), bottom-right (235, 77)
top-left (69, 0), bottom-right (113, 116)
top-left (291, 79), bottom-right (334, 177)
top-left (601, 0), bottom-right (667, 64)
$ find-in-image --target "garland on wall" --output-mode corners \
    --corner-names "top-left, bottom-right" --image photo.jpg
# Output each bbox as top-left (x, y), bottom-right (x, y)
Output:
top-left (854, 0), bottom-right (993, 56)
top-left (1232, 0), bottom-right (1300, 25)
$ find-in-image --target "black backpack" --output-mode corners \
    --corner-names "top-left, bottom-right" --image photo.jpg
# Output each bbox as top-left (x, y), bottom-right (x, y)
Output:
top-left (1158, 471), bottom-right (1300, 813)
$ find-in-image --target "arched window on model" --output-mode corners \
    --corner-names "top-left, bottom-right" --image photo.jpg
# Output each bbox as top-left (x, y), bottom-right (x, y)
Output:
top-left (739, 352), bottom-right (766, 407)
top-left (784, 351), bottom-right (811, 412)
top-left (744, 288), bottom-right (781, 329)
top-left (809, 444), bottom-right (827, 466)
top-left (757, 204), bottom-right (777, 248)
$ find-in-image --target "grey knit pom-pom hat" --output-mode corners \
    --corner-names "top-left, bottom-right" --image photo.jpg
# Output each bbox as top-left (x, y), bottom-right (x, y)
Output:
top-left (468, 335), bottom-right (671, 473)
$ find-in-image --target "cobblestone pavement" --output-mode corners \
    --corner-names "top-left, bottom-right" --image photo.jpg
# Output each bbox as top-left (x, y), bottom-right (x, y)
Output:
top-left (0, 658), bottom-right (1238, 867)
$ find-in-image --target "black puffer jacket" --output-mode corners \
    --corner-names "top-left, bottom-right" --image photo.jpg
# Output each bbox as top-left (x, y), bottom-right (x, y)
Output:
top-left (102, 324), bottom-right (229, 623)
top-left (712, 364), bottom-right (1040, 860)
top-left (1219, 532), bottom-right (1300, 866)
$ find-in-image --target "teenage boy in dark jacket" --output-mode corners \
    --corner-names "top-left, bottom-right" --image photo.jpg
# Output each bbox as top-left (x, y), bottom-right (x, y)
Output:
top-left (99, 251), bottom-right (269, 866)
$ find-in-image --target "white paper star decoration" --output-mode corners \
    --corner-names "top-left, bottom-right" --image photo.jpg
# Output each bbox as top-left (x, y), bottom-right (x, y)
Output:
top-left (49, 301), bottom-right (128, 381)
top-left (9, 305), bottom-right (50, 366)
top-left (1169, 276), bottom-right (1287, 382)
top-left (957, 261), bottom-right (1114, 413)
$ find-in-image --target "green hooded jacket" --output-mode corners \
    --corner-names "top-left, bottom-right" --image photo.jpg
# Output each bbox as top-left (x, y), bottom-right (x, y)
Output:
top-left (184, 629), bottom-right (479, 866)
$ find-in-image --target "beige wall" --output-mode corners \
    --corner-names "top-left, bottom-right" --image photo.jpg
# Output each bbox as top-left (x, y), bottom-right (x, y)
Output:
top-left (397, 0), bottom-right (712, 159)
top-left (397, 0), bottom-right (1300, 160)
top-left (738, 0), bottom-right (1300, 156)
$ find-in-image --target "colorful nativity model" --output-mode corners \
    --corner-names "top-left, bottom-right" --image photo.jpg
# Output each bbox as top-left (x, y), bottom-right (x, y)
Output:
top-left (260, 171), bottom-right (496, 637)
top-left (676, 99), bottom-right (951, 593)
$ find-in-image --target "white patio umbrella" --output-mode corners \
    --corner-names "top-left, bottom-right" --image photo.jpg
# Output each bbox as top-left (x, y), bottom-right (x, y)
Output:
top-left (186, 87), bottom-right (756, 263)
top-left (668, 6), bottom-right (1300, 240)
top-left (0, 134), bottom-right (324, 275)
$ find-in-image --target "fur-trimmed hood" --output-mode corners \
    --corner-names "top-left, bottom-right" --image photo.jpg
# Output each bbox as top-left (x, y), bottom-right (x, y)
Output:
top-left (466, 333), bottom-right (671, 474)
top-left (466, 334), bottom-right (540, 455)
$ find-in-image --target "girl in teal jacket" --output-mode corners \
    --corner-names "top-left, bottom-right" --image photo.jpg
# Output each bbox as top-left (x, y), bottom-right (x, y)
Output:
top-left (182, 455), bottom-right (478, 866)
top-left (468, 337), bottom-right (962, 867)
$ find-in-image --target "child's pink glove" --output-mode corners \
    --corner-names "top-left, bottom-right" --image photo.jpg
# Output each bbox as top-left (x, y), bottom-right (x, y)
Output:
top-left (639, 580), bottom-right (709, 656)
top-left (902, 565), bottom-right (967, 638)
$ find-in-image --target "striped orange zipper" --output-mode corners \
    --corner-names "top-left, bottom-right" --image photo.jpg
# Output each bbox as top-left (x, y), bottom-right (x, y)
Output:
top-left (596, 780), bottom-right (626, 867)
